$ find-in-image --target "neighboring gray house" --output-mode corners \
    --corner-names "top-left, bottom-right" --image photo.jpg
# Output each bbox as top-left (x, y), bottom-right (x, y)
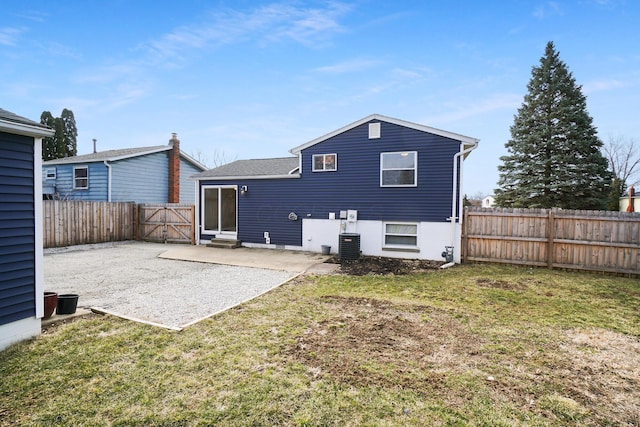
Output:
top-left (0, 108), bottom-right (54, 351)
top-left (42, 134), bottom-right (206, 204)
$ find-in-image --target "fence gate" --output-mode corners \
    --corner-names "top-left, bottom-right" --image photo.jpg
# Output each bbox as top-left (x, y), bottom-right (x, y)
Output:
top-left (138, 204), bottom-right (195, 244)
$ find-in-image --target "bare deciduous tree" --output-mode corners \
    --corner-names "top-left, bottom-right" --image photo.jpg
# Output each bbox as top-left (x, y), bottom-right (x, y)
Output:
top-left (602, 135), bottom-right (640, 190)
top-left (190, 149), bottom-right (237, 169)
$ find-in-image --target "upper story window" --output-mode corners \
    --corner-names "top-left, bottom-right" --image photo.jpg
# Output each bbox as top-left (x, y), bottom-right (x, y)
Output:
top-left (73, 166), bottom-right (89, 189)
top-left (312, 153), bottom-right (337, 172)
top-left (380, 151), bottom-right (417, 187)
top-left (45, 168), bottom-right (56, 179)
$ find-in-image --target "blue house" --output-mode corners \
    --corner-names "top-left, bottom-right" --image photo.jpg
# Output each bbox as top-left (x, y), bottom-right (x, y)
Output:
top-left (193, 114), bottom-right (479, 262)
top-left (42, 134), bottom-right (205, 204)
top-left (0, 108), bottom-right (54, 351)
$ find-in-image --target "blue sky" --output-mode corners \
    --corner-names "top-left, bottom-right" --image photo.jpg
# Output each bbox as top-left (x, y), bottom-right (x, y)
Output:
top-left (2, 0), bottom-right (639, 196)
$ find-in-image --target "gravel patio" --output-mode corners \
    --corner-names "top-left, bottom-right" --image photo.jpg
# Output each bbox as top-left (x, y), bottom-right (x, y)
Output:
top-left (43, 242), bottom-right (318, 330)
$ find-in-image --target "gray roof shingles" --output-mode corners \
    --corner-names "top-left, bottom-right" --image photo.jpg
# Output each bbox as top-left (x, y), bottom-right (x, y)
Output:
top-left (194, 157), bottom-right (299, 179)
top-left (43, 145), bottom-right (169, 165)
top-left (0, 108), bottom-right (51, 129)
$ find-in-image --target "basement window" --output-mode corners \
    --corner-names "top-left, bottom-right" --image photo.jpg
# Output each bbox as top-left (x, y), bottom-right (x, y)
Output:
top-left (74, 166), bottom-right (89, 189)
top-left (312, 153), bottom-right (337, 172)
top-left (383, 222), bottom-right (419, 249)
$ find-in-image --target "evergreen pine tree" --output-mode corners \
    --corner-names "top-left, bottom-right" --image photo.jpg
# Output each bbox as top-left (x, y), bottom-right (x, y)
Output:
top-left (40, 111), bottom-right (58, 161)
top-left (61, 108), bottom-right (77, 157)
top-left (494, 42), bottom-right (611, 210)
top-left (40, 109), bottom-right (78, 160)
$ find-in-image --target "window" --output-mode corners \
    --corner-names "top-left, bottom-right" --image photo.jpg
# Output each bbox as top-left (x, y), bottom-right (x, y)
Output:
top-left (312, 153), bottom-right (337, 172)
top-left (45, 168), bottom-right (56, 179)
top-left (380, 151), bottom-right (417, 187)
top-left (74, 166), bottom-right (88, 189)
top-left (384, 222), bottom-right (418, 248)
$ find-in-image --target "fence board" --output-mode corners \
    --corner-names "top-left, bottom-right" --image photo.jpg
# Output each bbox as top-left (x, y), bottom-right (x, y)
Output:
top-left (463, 207), bottom-right (640, 275)
top-left (43, 201), bottom-right (137, 248)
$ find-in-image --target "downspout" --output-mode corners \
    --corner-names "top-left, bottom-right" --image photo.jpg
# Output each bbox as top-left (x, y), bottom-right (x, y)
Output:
top-left (442, 140), bottom-right (479, 268)
top-left (103, 160), bottom-right (112, 202)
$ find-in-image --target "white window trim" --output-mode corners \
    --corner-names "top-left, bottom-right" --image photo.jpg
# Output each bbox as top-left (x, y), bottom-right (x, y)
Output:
top-left (383, 221), bottom-right (419, 250)
top-left (73, 166), bottom-right (89, 190)
top-left (45, 168), bottom-right (56, 180)
top-left (312, 153), bottom-right (337, 172)
top-left (200, 185), bottom-right (238, 236)
top-left (380, 151), bottom-right (417, 187)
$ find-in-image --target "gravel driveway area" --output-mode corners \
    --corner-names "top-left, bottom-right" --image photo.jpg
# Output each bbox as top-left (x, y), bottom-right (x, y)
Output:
top-left (44, 242), bottom-right (297, 330)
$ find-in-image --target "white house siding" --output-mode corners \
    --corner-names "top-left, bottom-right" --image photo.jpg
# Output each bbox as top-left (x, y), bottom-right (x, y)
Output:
top-left (302, 218), bottom-right (461, 262)
top-left (111, 152), bottom-right (168, 203)
top-left (0, 317), bottom-right (41, 351)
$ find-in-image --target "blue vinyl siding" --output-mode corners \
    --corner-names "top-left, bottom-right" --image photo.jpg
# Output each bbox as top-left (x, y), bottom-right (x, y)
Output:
top-left (180, 160), bottom-right (202, 204)
top-left (111, 152), bottom-right (168, 203)
top-left (200, 178), bottom-right (303, 246)
top-left (199, 119), bottom-right (464, 247)
top-left (0, 132), bottom-right (35, 326)
top-left (45, 162), bottom-right (108, 201)
top-left (299, 120), bottom-right (459, 223)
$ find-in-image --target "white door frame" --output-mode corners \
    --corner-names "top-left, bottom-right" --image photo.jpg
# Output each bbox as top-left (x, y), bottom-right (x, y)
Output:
top-left (201, 185), bottom-right (238, 238)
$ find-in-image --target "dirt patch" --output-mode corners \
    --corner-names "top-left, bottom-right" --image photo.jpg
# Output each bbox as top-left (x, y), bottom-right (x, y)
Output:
top-left (476, 278), bottom-right (527, 290)
top-left (558, 329), bottom-right (640, 425)
top-left (329, 256), bottom-right (444, 276)
top-left (289, 296), bottom-right (483, 394)
top-left (287, 296), bottom-right (640, 424)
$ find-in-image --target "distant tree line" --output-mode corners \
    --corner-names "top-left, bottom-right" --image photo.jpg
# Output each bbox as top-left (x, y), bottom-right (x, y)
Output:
top-left (40, 108), bottom-right (77, 161)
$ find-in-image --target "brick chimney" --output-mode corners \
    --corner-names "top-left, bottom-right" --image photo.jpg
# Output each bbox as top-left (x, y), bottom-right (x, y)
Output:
top-left (168, 133), bottom-right (180, 203)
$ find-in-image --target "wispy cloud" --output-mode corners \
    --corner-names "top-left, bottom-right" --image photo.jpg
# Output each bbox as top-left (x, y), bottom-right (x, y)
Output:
top-left (314, 58), bottom-right (382, 74)
top-left (0, 26), bottom-right (25, 46)
top-left (423, 93), bottom-right (522, 125)
top-left (15, 10), bottom-right (47, 23)
top-left (533, 1), bottom-right (563, 19)
top-left (35, 41), bottom-right (80, 59)
top-left (144, 2), bottom-right (352, 63)
top-left (583, 78), bottom-right (631, 93)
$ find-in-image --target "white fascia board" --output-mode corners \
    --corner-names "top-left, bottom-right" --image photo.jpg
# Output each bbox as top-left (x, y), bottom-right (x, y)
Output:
top-left (193, 174), bottom-right (301, 182)
top-left (289, 113), bottom-right (480, 154)
top-left (0, 120), bottom-right (54, 138)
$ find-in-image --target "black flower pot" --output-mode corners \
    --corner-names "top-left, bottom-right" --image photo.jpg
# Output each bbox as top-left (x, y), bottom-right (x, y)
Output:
top-left (56, 294), bottom-right (79, 315)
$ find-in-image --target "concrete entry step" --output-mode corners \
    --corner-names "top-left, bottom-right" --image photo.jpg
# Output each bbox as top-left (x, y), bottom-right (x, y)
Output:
top-left (206, 239), bottom-right (242, 249)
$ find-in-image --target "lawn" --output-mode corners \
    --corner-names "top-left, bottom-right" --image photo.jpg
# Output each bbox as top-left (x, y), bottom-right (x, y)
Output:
top-left (1, 263), bottom-right (639, 426)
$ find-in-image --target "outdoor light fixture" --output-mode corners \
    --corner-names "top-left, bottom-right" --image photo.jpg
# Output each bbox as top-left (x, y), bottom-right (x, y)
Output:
top-left (240, 185), bottom-right (248, 194)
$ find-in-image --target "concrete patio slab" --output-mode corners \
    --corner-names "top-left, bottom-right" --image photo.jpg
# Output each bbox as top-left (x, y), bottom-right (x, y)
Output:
top-left (158, 245), bottom-right (331, 273)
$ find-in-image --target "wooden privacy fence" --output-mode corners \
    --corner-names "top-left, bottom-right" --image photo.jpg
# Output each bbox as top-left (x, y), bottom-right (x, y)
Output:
top-left (138, 204), bottom-right (195, 244)
top-left (463, 207), bottom-right (640, 275)
top-left (43, 201), bottom-right (137, 248)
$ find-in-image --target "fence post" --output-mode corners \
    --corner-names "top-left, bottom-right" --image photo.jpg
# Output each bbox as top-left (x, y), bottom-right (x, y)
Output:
top-left (462, 206), bottom-right (468, 263)
top-left (190, 205), bottom-right (196, 245)
top-left (547, 210), bottom-right (555, 269)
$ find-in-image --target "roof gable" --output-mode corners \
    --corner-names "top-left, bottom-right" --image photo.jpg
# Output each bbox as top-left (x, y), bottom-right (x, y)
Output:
top-left (289, 113), bottom-right (479, 154)
top-left (42, 145), bottom-right (206, 171)
top-left (43, 145), bottom-right (170, 165)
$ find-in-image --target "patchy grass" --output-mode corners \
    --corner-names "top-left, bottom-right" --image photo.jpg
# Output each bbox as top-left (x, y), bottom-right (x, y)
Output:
top-left (1, 263), bottom-right (639, 426)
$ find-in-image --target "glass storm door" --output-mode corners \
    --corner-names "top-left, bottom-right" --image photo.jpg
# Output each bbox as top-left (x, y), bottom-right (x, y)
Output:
top-left (202, 186), bottom-right (237, 236)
